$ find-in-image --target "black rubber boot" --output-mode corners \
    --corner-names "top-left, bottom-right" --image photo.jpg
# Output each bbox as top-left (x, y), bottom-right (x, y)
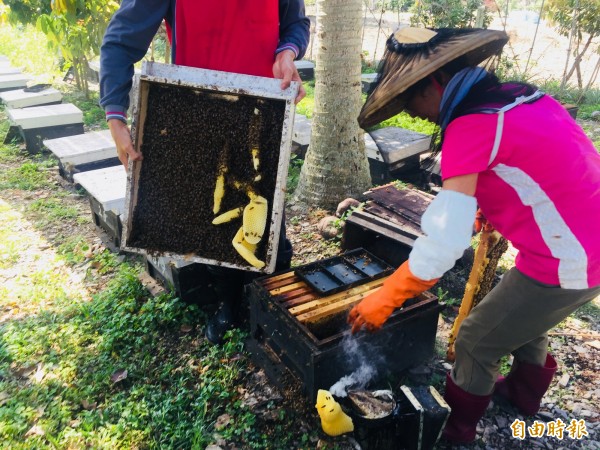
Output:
top-left (205, 266), bottom-right (244, 345)
top-left (205, 299), bottom-right (235, 345)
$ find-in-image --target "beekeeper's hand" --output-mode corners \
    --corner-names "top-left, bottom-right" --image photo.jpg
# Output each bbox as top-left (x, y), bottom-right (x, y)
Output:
top-left (108, 118), bottom-right (142, 169)
top-left (348, 261), bottom-right (438, 333)
top-left (474, 208), bottom-right (494, 233)
top-left (273, 49), bottom-right (306, 104)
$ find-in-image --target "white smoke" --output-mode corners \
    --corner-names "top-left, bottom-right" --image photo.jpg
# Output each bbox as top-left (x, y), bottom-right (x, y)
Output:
top-left (328, 331), bottom-right (381, 397)
top-left (329, 362), bottom-right (376, 397)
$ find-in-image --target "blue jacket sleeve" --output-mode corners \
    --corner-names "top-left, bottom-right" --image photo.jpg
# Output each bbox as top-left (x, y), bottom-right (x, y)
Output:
top-left (99, 0), bottom-right (172, 116)
top-left (278, 0), bottom-right (311, 60)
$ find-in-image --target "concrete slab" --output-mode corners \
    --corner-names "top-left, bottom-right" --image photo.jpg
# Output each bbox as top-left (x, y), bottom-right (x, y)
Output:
top-left (7, 103), bottom-right (83, 129)
top-left (44, 129), bottom-right (116, 166)
top-left (0, 87), bottom-right (62, 108)
top-left (73, 165), bottom-right (126, 215)
top-left (368, 127), bottom-right (431, 165)
top-left (0, 74), bottom-right (32, 91)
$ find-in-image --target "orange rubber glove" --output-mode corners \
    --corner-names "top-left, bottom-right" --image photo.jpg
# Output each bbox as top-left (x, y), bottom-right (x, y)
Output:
top-left (348, 261), bottom-right (438, 333)
top-left (474, 208), bottom-right (494, 233)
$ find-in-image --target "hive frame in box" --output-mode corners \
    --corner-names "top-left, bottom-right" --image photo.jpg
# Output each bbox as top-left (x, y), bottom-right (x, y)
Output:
top-left (122, 62), bottom-right (298, 273)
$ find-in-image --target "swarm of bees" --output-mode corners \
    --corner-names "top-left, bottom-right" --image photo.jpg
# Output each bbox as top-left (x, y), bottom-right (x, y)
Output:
top-left (211, 109), bottom-right (268, 269)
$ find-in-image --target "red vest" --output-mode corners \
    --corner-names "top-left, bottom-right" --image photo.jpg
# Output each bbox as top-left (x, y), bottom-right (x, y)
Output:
top-left (171, 0), bottom-right (279, 78)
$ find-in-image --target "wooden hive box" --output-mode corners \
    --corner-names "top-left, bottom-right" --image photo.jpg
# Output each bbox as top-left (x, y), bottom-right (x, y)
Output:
top-left (122, 62), bottom-right (298, 273)
top-left (248, 250), bottom-right (442, 399)
top-left (343, 184), bottom-right (434, 266)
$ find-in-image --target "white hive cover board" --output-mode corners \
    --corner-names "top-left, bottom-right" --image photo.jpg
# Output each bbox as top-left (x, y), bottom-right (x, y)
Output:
top-left (0, 56), bottom-right (9, 62)
top-left (73, 165), bottom-right (127, 215)
top-left (7, 103), bottom-right (83, 129)
top-left (44, 129), bottom-right (115, 166)
top-left (369, 127), bottom-right (432, 165)
top-left (0, 74), bottom-right (31, 89)
top-left (292, 113), bottom-right (311, 146)
top-left (361, 73), bottom-right (378, 82)
top-left (364, 132), bottom-right (383, 162)
top-left (0, 67), bottom-right (21, 75)
top-left (0, 87), bottom-right (62, 109)
top-left (294, 60), bottom-right (314, 70)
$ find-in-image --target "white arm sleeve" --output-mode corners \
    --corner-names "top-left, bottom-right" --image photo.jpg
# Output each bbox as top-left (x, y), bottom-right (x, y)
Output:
top-left (409, 189), bottom-right (477, 281)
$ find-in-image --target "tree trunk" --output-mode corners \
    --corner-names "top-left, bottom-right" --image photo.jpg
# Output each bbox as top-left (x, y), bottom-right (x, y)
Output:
top-left (294, 0), bottom-right (371, 210)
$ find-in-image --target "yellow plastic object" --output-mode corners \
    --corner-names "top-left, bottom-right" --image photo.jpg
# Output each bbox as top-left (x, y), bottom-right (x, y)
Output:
top-left (251, 148), bottom-right (260, 171)
top-left (242, 194), bottom-right (268, 245)
top-left (213, 168), bottom-right (227, 214)
top-left (212, 207), bottom-right (243, 225)
top-left (315, 389), bottom-right (354, 436)
top-left (232, 227), bottom-right (265, 269)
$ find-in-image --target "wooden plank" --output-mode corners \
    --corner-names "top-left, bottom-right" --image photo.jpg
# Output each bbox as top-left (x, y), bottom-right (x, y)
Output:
top-left (275, 286), bottom-right (313, 302)
top-left (367, 185), bottom-right (433, 227)
top-left (261, 270), bottom-right (297, 288)
top-left (365, 202), bottom-right (416, 230)
top-left (289, 277), bottom-right (387, 316)
top-left (348, 209), bottom-right (422, 242)
top-left (269, 281), bottom-right (307, 296)
top-left (297, 287), bottom-right (382, 323)
top-left (266, 276), bottom-right (302, 291)
top-left (281, 293), bottom-right (319, 308)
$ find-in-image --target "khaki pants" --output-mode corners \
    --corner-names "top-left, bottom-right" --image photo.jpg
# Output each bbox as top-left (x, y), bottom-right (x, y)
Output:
top-left (452, 267), bottom-right (600, 395)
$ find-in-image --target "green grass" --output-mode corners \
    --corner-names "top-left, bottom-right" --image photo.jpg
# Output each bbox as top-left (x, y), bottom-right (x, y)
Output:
top-left (27, 196), bottom-right (80, 226)
top-left (62, 90), bottom-right (107, 129)
top-left (0, 262), bottom-right (316, 448)
top-left (0, 161), bottom-right (53, 190)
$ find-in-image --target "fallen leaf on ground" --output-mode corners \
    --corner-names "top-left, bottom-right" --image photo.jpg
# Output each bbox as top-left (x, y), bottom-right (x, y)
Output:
top-left (110, 369), bottom-right (128, 383)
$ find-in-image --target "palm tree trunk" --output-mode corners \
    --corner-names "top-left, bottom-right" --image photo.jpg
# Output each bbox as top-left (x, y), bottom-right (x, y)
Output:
top-left (293, 0), bottom-right (371, 210)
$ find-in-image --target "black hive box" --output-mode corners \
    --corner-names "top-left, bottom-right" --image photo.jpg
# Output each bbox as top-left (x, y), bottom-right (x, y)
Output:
top-left (122, 62), bottom-right (298, 273)
top-left (248, 250), bottom-right (443, 399)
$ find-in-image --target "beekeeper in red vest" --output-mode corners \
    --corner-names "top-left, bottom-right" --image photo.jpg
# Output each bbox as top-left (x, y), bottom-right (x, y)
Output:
top-left (99, 0), bottom-right (310, 344)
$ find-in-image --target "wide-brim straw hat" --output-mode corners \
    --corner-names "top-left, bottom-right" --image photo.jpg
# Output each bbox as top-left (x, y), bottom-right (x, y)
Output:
top-left (358, 27), bottom-right (509, 128)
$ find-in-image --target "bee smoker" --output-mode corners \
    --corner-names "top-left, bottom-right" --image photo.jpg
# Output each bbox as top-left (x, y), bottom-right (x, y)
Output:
top-left (348, 385), bottom-right (451, 450)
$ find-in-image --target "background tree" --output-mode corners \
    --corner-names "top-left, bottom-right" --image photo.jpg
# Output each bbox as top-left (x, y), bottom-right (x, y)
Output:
top-left (2, 0), bottom-right (51, 25)
top-left (34, 0), bottom-right (119, 97)
top-left (410, 0), bottom-right (492, 28)
top-left (546, 0), bottom-right (600, 88)
top-left (293, 0), bottom-right (371, 210)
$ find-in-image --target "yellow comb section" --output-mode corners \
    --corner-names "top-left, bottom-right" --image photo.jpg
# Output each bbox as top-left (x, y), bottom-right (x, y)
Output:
top-left (243, 195), bottom-right (268, 245)
top-left (232, 227), bottom-right (265, 269)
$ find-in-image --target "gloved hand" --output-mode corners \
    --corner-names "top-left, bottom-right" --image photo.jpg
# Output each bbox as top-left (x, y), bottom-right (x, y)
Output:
top-left (348, 261), bottom-right (438, 333)
top-left (474, 208), bottom-right (494, 233)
